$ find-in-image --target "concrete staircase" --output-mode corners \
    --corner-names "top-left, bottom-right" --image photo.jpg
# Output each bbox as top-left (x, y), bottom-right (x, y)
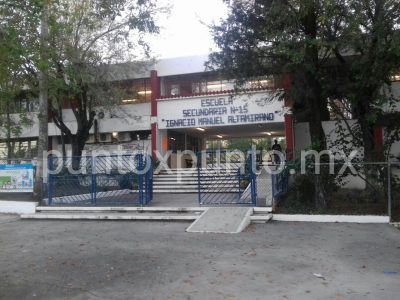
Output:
top-left (250, 207), bottom-right (273, 223)
top-left (20, 207), bottom-right (273, 230)
top-left (20, 206), bottom-right (206, 221)
top-left (153, 168), bottom-right (239, 193)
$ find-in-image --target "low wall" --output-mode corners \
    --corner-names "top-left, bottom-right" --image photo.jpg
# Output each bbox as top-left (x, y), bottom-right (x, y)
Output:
top-left (0, 200), bottom-right (37, 214)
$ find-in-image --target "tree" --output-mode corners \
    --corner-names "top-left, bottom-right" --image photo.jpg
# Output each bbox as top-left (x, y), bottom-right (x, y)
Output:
top-left (1, 0), bottom-right (164, 166)
top-left (33, 0), bottom-right (50, 199)
top-left (39, 0), bottom-right (162, 168)
top-left (1, 0), bottom-right (165, 199)
top-left (0, 1), bottom-right (37, 159)
top-left (208, 0), bottom-right (343, 150)
top-left (208, 0), bottom-right (400, 161)
top-left (330, 0), bottom-right (400, 162)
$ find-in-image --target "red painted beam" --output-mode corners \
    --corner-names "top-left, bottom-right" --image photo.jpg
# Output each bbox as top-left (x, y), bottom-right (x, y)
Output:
top-left (374, 127), bottom-right (383, 153)
top-left (282, 74), bottom-right (294, 161)
top-left (150, 70), bottom-right (160, 160)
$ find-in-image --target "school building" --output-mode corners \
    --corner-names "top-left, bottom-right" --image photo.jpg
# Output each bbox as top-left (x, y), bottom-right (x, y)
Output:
top-left (2, 54), bottom-right (400, 165)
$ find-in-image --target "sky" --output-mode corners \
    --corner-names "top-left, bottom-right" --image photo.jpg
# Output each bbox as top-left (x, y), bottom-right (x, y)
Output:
top-left (148, 0), bottom-right (228, 58)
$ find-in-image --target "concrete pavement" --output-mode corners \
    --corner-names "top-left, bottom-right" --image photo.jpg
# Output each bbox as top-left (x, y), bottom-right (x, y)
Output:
top-left (0, 214), bottom-right (399, 299)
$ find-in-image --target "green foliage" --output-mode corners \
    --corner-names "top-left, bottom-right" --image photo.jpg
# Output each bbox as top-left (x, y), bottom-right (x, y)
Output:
top-left (209, 0), bottom-right (400, 160)
top-left (226, 138), bottom-right (271, 151)
top-left (0, 0), bottom-right (165, 158)
top-left (0, 1), bottom-right (39, 157)
top-left (226, 138), bottom-right (253, 151)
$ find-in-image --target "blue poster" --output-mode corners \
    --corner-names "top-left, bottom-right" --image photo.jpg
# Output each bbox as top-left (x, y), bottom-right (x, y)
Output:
top-left (0, 164), bottom-right (34, 193)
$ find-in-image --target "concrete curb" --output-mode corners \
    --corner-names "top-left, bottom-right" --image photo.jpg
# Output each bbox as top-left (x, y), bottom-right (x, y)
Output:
top-left (0, 200), bottom-right (38, 214)
top-left (36, 206), bottom-right (207, 212)
top-left (272, 214), bottom-right (389, 223)
top-left (20, 214), bottom-right (198, 221)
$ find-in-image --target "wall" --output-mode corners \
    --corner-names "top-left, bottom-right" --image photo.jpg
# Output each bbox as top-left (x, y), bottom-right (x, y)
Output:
top-left (322, 120), bottom-right (364, 160)
top-left (84, 140), bottom-right (152, 156)
top-left (155, 55), bottom-right (208, 77)
top-left (52, 137), bottom-right (152, 156)
top-left (294, 120), bottom-right (363, 157)
top-left (294, 120), bottom-right (366, 190)
top-left (96, 103), bottom-right (151, 133)
top-left (0, 103), bottom-right (151, 139)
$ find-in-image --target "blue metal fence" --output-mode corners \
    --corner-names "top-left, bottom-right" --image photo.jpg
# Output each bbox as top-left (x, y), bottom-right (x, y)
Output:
top-left (197, 150), bottom-right (257, 206)
top-left (47, 154), bottom-right (153, 206)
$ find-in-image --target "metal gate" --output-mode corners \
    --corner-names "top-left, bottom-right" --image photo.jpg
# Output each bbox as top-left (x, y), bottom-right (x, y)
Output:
top-left (47, 154), bottom-right (153, 206)
top-left (197, 150), bottom-right (257, 206)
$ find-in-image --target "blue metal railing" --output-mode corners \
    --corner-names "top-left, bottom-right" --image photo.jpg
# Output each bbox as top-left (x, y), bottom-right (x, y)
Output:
top-left (47, 154), bottom-right (153, 206)
top-left (196, 150), bottom-right (257, 206)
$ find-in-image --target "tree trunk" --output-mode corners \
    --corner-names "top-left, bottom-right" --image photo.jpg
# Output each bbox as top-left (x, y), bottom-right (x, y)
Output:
top-left (60, 132), bottom-right (66, 157)
top-left (34, 0), bottom-right (49, 200)
top-left (353, 94), bottom-right (376, 162)
top-left (306, 76), bottom-right (329, 151)
top-left (70, 133), bottom-right (88, 170)
top-left (301, 1), bottom-right (330, 151)
top-left (5, 110), bottom-right (13, 160)
top-left (360, 120), bottom-right (375, 162)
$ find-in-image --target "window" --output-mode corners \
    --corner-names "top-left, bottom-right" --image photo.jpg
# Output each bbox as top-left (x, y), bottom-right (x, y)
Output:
top-left (391, 74), bottom-right (400, 82)
top-left (328, 98), bottom-right (353, 120)
top-left (0, 138), bottom-right (37, 159)
top-left (170, 84), bottom-right (180, 96)
top-left (206, 80), bottom-right (224, 92)
top-left (0, 98), bottom-right (38, 113)
top-left (192, 81), bottom-right (207, 94)
top-left (162, 74), bottom-right (237, 97)
top-left (121, 78), bottom-right (151, 104)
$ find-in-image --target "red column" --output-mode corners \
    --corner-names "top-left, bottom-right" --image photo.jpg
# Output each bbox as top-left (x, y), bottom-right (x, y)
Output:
top-left (150, 70), bottom-right (160, 160)
top-left (284, 114), bottom-right (294, 161)
top-left (282, 74), bottom-right (294, 161)
top-left (48, 137), bottom-right (52, 151)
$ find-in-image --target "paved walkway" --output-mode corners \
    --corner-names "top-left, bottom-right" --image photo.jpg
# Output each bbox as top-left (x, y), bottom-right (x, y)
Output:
top-left (150, 193), bottom-right (199, 207)
top-left (256, 168), bottom-right (273, 206)
top-left (186, 207), bottom-right (252, 233)
top-left (1, 215), bottom-right (399, 299)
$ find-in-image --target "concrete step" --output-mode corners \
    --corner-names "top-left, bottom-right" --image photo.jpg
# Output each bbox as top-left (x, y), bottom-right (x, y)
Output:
top-left (154, 174), bottom-right (237, 179)
top-left (20, 213), bottom-right (200, 221)
top-left (153, 190), bottom-right (199, 193)
top-left (250, 207), bottom-right (273, 223)
top-left (157, 171), bottom-right (238, 175)
top-left (20, 206), bottom-right (207, 221)
top-left (153, 174), bottom-right (237, 180)
top-left (154, 184), bottom-right (239, 188)
top-left (153, 184), bottom-right (238, 188)
top-left (153, 185), bottom-right (238, 188)
top-left (153, 177), bottom-right (238, 180)
top-left (250, 214), bottom-right (273, 223)
top-left (154, 176), bottom-right (237, 179)
top-left (153, 180), bottom-right (196, 184)
top-left (253, 207), bottom-right (273, 213)
top-left (153, 181), bottom-right (238, 185)
top-left (19, 206), bottom-right (273, 226)
top-left (35, 206), bottom-right (206, 212)
top-left (153, 190), bottom-right (238, 193)
top-left (159, 168), bottom-right (239, 172)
